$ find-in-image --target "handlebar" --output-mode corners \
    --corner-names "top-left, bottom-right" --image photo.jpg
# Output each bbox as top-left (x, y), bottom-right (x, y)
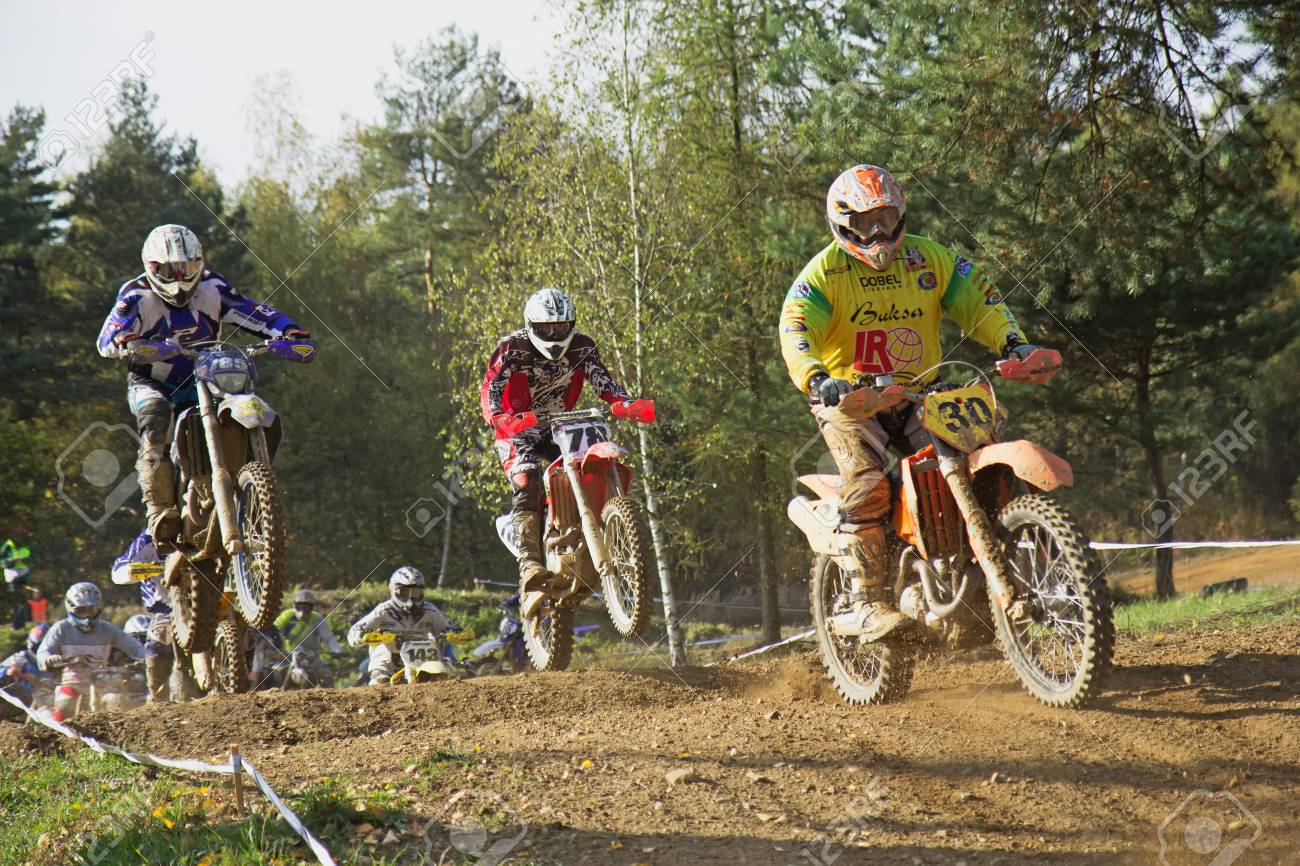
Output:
top-left (493, 399), bottom-right (655, 436)
top-left (126, 337), bottom-right (316, 365)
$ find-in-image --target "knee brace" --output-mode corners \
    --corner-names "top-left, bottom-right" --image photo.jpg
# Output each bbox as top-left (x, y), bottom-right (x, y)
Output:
top-left (134, 398), bottom-right (172, 447)
top-left (510, 472), bottom-right (544, 513)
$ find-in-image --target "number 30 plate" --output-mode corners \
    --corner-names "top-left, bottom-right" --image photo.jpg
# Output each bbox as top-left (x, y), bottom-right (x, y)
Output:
top-left (922, 385), bottom-right (1006, 451)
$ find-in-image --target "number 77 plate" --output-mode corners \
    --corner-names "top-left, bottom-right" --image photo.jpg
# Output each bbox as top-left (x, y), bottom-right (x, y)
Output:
top-left (922, 385), bottom-right (1007, 451)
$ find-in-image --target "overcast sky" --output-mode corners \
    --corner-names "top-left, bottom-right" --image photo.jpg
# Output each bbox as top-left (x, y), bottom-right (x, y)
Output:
top-left (0, 0), bottom-right (559, 184)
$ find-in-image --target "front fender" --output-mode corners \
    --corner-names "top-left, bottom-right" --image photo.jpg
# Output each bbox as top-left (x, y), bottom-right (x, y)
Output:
top-left (968, 440), bottom-right (1073, 492)
top-left (219, 394), bottom-right (278, 429)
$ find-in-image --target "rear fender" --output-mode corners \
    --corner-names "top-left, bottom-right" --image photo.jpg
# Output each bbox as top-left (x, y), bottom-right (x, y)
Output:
top-left (968, 440), bottom-right (1073, 492)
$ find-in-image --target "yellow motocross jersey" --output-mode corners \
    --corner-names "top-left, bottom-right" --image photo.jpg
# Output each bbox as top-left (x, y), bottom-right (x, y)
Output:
top-left (779, 236), bottom-right (1025, 392)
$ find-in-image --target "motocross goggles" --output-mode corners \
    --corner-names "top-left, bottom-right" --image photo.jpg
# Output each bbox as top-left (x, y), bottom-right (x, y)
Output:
top-left (530, 320), bottom-right (574, 342)
top-left (846, 206), bottom-right (902, 243)
top-left (147, 259), bottom-right (202, 283)
top-left (393, 586), bottom-right (424, 603)
top-left (69, 605), bottom-right (99, 628)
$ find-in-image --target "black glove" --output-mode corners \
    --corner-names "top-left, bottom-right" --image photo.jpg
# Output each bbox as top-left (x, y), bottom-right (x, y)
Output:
top-left (809, 373), bottom-right (854, 407)
top-left (1003, 340), bottom-right (1041, 361)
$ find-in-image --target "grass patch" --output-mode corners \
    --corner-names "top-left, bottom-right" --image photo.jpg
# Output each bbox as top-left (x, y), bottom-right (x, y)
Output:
top-left (0, 749), bottom-right (426, 866)
top-left (1114, 587), bottom-right (1300, 635)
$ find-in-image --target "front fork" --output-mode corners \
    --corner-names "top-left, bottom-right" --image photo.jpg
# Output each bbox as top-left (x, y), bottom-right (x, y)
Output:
top-left (563, 458), bottom-right (614, 582)
top-left (932, 440), bottom-right (1024, 617)
top-left (196, 385), bottom-right (242, 555)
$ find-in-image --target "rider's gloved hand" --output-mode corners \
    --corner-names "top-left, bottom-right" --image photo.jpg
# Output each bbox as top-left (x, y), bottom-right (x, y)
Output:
top-left (809, 373), bottom-right (853, 407)
top-left (1003, 341), bottom-right (1042, 361)
top-left (41, 654), bottom-right (64, 670)
top-left (127, 340), bottom-right (183, 362)
top-left (283, 328), bottom-right (311, 341)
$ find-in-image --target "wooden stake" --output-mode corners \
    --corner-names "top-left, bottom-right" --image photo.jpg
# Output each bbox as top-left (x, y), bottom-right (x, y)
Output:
top-left (230, 744), bottom-right (245, 816)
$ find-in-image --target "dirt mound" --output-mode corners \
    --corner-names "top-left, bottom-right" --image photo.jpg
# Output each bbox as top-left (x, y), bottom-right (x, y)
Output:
top-left (5, 623), bottom-right (1299, 865)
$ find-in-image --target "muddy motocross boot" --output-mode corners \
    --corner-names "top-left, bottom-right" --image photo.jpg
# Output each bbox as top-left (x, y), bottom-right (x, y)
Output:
top-left (515, 510), bottom-right (551, 593)
top-left (138, 444), bottom-right (181, 545)
top-left (847, 524), bottom-right (909, 641)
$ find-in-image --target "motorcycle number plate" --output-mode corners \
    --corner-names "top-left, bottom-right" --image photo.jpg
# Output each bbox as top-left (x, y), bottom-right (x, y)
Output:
top-left (400, 641), bottom-right (440, 664)
top-left (555, 420), bottom-right (611, 459)
top-left (922, 385), bottom-right (1005, 451)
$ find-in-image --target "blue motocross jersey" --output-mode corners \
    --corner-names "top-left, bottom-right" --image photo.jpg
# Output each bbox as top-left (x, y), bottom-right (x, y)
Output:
top-left (112, 531), bottom-right (169, 613)
top-left (97, 271), bottom-right (300, 387)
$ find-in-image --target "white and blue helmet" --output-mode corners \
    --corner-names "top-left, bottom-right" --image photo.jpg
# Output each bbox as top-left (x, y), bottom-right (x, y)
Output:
top-left (65, 582), bottom-right (103, 632)
top-left (124, 613), bottom-right (151, 642)
top-left (389, 566), bottom-right (426, 613)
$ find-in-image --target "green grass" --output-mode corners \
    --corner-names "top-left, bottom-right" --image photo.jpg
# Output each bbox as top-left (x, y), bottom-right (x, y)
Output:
top-left (1114, 587), bottom-right (1300, 635)
top-left (0, 750), bottom-right (422, 866)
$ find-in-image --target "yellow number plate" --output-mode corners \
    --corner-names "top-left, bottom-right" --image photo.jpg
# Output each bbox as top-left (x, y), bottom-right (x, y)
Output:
top-left (922, 385), bottom-right (1005, 451)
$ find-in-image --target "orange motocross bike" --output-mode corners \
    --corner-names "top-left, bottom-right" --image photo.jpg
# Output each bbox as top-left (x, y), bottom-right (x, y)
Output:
top-left (788, 349), bottom-right (1114, 709)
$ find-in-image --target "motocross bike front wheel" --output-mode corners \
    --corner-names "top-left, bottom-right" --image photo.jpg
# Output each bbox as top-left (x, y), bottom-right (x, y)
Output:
top-left (991, 494), bottom-right (1114, 708)
top-left (171, 557), bottom-right (221, 654)
top-left (522, 600), bottom-right (575, 672)
top-left (811, 555), bottom-right (914, 705)
top-left (230, 461), bottom-right (287, 630)
top-left (212, 618), bottom-right (250, 694)
top-left (600, 496), bottom-right (654, 638)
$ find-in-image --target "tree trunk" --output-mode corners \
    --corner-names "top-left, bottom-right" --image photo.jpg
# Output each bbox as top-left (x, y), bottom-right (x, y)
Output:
top-left (436, 500), bottom-right (454, 588)
top-left (619, 0), bottom-right (685, 666)
top-left (1135, 354), bottom-right (1175, 599)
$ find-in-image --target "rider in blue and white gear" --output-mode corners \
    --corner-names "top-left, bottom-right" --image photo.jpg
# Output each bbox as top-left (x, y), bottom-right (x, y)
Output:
top-left (111, 530), bottom-right (199, 702)
top-left (347, 567), bottom-right (459, 686)
top-left (96, 225), bottom-right (310, 545)
top-left (0, 623), bottom-right (52, 707)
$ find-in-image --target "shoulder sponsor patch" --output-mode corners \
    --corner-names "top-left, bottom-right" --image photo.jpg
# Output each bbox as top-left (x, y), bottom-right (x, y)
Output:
top-left (954, 256), bottom-right (974, 278)
top-left (789, 281), bottom-right (812, 299)
top-left (114, 300), bottom-right (131, 314)
top-left (903, 247), bottom-right (928, 271)
top-left (917, 271), bottom-right (938, 291)
top-left (795, 339), bottom-right (811, 353)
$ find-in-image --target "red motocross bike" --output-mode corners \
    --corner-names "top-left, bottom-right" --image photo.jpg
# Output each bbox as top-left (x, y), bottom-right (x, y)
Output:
top-left (495, 400), bottom-right (657, 671)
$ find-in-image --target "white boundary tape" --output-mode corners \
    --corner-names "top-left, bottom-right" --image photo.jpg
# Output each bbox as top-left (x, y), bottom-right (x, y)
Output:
top-left (1090, 540), bottom-right (1300, 550)
top-left (0, 687), bottom-right (337, 866)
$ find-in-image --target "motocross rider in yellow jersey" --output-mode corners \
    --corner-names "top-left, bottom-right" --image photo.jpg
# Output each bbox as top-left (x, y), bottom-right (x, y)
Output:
top-left (780, 164), bottom-right (1049, 640)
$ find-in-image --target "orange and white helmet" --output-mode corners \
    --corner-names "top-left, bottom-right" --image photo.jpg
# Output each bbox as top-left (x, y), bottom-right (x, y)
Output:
top-left (826, 165), bottom-right (906, 270)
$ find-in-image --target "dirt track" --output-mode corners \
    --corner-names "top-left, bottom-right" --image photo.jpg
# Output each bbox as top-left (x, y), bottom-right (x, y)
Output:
top-left (5, 621), bottom-right (1299, 865)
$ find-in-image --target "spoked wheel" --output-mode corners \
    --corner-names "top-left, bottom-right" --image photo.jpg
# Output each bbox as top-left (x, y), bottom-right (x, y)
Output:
top-left (993, 494), bottom-right (1114, 708)
top-left (213, 617), bottom-right (250, 694)
top-left (600, 496), bottom-right (653, 638)
top-left (171, 556), bottom-right (221, 654)
top-left (230, 461), bottom-right (286, 629)
top-left (811, 555), bottom-right (913, 704)
top-left (522, 600), bottom-right (575, 672)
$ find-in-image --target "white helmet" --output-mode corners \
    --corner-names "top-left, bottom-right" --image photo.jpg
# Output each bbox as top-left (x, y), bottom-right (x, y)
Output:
top-left (141, 224), bottom-right (204, 307)
top-left (124, 613), bottom-right (151, 642)
top-left (389, 566), bottom-right (426, 613)
top-left (65, 581), bottom-right (103, 632)
top-left (524, 288), bottom-right (576, 360)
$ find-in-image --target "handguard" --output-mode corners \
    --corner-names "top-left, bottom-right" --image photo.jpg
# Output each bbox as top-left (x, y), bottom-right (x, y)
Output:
top-left (443, 629), bottom-right (477, 643)
top-left (361, 631), bottom-right (397, 645)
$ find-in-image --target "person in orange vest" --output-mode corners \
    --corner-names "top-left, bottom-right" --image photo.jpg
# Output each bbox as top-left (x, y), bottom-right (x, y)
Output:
top-left (24, 585), bottom-right (48, 626)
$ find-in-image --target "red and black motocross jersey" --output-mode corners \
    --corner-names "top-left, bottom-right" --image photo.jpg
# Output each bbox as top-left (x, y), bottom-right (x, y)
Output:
top-left (480, 330), bottom-right (629, 435)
